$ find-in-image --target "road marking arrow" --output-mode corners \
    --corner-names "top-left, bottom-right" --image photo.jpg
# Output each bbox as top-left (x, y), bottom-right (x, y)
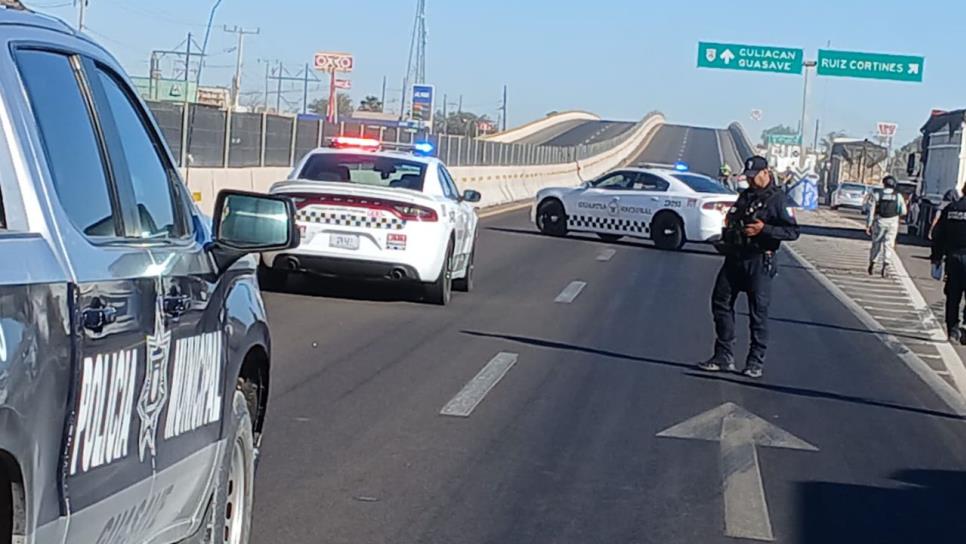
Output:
top-left (721, 49), bottom-right (735, 64)
top-left (657, 403), bottom-right (818, 541)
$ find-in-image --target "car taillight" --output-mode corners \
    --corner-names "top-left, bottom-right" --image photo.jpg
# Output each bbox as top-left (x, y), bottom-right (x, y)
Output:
top-left (702, 201), bottom-right (732, 213)
top-left (392, 204), bottom-right (438, 222)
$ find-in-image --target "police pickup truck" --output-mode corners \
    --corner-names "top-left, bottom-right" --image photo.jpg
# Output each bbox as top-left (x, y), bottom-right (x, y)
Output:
top-left (0, 6), bottom-right (298, 544)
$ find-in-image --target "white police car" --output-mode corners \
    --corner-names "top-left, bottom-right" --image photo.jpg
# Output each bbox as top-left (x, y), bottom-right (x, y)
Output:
top-left (263, 137), bottom-right (481, 305)
top-left (532, 163), bottom-right (737, 250)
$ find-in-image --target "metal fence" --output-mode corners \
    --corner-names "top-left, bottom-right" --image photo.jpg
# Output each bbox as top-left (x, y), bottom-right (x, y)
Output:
top-left (146, 100), bottom-right (659, 170)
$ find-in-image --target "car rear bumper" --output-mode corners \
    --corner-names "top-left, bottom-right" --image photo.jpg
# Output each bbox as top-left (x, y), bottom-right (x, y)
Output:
top-left (266, 253), bottom-right (423, 282)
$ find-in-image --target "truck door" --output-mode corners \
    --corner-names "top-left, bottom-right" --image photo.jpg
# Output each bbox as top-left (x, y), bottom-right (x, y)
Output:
top-left (14, 48), bottom-right (162, 543)
top-left (84, 61), bottom-right (225, 538)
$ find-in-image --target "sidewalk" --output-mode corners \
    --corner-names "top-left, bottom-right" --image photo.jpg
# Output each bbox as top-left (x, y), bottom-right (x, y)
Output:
top-left (788, 207), bottom-right (966, 403)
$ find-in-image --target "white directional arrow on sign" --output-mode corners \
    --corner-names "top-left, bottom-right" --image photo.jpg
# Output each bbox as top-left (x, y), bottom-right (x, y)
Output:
top-left (908, 63), bottom-right (920, 75)
top-left (657, 403), bottom-right (818, 542)
top-left (721, 49), bottom-right (735, 64)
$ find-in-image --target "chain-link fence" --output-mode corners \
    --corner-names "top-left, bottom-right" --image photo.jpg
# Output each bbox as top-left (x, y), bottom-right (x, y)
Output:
top-left (147, 100), bottom-right (659, 170)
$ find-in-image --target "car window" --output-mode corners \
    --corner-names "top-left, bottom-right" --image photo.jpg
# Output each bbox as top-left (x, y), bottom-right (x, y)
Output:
top-left (840, 183), bottom-right (865, 192)
top-left (300, 153), bottom-right (426, 191)
top-left (633, 173), bottom-right (670, 192)
top-left (16, 49), bottom-right (117, 237)
top-left (94, 66), bottom-right (183, 239)
top-left (672, 173), bottom-right (734, 194)
top-left (592, 172), bottom-right (634, 190)
top-left (438, 166), bottom-right (460, 201)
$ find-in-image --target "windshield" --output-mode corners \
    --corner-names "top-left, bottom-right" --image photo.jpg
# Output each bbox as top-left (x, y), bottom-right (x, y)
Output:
top-left (840, 183), bottom-right (866, 192)
top-left (298, 153), bottom-right (427, 191)
top-left (672, 173), bottom-right (735, 194)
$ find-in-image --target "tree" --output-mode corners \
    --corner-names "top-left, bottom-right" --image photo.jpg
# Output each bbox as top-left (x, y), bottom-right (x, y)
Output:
top-left (433, 111), bottom-right (495, 137)
top-left (357, 95), bottom-right (383, 112)
top-left (308, 93), bottom-right (354, 118)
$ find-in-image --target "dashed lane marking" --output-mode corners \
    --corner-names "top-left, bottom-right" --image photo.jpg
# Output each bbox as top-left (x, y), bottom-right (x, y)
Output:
top-left (440, 352), bottom-right (519, 418)
top-left (555, 281), bottom-right (587, 303)
top-left (596, 249), bottom-right (616, 262)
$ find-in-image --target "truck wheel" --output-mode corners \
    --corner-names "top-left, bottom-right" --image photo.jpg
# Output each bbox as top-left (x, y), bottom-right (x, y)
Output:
top-left (536, 199), bottom-right (568, 236)
top-left (651, 212), bottom-right (685, 250)
top-left (424, 243), bottom-right (454, 305)
top-left (207, 390), bottom-right (255, 544)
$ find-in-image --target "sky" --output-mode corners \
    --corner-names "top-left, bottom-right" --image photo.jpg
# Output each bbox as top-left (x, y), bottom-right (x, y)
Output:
top-left (28, 0), bottom-right (965, 146)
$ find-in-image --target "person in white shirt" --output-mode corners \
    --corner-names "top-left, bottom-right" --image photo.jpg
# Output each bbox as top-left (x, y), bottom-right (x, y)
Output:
top-left (867, 176), bottom-right (907, 277)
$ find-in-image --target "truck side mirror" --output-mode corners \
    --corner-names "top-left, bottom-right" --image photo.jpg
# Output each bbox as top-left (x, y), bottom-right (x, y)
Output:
top-left (208, 190), bottom-right (300, 272)
top-left (906, 153), bottom-right (917, 177)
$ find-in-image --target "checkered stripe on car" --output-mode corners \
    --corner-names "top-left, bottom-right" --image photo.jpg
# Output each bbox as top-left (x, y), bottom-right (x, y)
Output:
top-left (568, 215), bottom-right (649, 234)
top-left (296, 209), bottom-right (406, 230)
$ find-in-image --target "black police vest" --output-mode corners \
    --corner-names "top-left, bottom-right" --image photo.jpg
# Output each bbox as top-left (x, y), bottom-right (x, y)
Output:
top-left (876, 192), bottom-right (900, 218)
top-left (944, 204), bottom-right (966, 252)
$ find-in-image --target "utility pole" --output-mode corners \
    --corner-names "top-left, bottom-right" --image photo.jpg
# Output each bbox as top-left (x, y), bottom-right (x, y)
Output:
top-left (381, 76), bottom-right (387, 111)
top-left (77, 0), bottom-right (87, 31)
top-left (500, 85), bottom-right (508, 132)
top-left (184, 33), bottom-right (192, 104)
top-left (223, 25), bottom-right (260, 111)
top-left (441, 93), bottom-right (447, 136)
top-left (262, 60), bottom-right (270, 111)
top-left (266, 63), bottom-right (322, 115)
top-left (458, 94), bottom-right (463, 113)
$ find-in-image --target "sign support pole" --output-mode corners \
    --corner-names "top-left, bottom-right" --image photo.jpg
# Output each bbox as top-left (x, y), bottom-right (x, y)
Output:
top-left (327, 68), bottom-right (337, 124)
top-left (799, 60), bottom-right (816, 168)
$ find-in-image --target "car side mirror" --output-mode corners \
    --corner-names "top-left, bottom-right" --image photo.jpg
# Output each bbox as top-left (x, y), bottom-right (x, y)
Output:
top-left (208, 190), bottom-right (300, 272)
top-left (906, 153), bottom-right (917, 177)
top-left (461, 189), bottom-right (482, 203)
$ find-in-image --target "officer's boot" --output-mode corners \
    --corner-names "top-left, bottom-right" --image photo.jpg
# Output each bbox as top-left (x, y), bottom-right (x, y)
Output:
top-left (949, 327), bottom-right (962, 344)
top-left (881, 263), bottom-right (889, 278)
top-left (868, 262), bottom-right (875, 276)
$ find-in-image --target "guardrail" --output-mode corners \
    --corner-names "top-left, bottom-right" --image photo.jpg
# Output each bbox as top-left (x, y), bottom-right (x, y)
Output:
top-left (728, 122), bottom-right (756, 160)
top-left (147, 100), bottom-right (658, 172)
top-left (182, 112), bottom-right (667, 214)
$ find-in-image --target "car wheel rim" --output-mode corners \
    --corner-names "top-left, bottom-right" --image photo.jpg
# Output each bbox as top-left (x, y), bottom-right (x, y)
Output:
top-left (224, 437), bottom-right (247, 544)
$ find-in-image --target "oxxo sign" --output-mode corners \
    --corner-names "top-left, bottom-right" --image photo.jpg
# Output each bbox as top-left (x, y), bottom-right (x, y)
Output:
top-left (314, 52), bottom-right (354, 73)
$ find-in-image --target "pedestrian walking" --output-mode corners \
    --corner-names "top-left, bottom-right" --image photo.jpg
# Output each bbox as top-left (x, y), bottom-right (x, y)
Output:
top-left (866, 176), bottom-right (907, 277)
top-left (698, 156), bottom-right (800, 379)
top-left (930, 188), bottom-right (966, 343)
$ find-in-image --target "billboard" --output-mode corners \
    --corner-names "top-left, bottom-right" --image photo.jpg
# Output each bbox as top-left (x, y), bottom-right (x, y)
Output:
top-left (411, 84), bottom-right (435, 127)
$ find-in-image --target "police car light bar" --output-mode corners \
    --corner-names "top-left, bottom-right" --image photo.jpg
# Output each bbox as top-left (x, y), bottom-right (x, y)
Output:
top-left (413, 141), bottom-right (435, 156)
top-left (331, 136), bottom-right (381, 150)
top-left (674, 161), bottom-right (689, 172)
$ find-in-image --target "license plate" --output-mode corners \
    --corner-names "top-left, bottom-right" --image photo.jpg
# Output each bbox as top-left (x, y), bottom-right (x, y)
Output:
top-left (330, 234), bottom-right (360, 250)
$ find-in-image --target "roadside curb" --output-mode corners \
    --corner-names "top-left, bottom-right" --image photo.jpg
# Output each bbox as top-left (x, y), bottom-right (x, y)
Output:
top-left (786, 244), bottom-right (966, 416)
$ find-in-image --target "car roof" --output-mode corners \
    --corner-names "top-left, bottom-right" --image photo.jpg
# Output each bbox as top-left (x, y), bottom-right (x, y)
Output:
top-left (303, 146), bottom-right (440, 166)
top-left (0, 4), bottom-right (76, 34)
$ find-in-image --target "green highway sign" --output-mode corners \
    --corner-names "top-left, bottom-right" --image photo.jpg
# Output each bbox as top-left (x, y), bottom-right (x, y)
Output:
top-left (765, 133), bottom-right (802, 146)
top-left (817, 49), bottom-right (924, 82)
top-left (697, 42), bottom-right (803, 75)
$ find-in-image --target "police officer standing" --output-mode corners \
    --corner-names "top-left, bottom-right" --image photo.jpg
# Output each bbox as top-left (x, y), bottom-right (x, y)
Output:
top-left (698, 156), bottom-right (800, 379)
top-left (866, 176), bottom-right (906, 277)
top-left (930, 187), bottom-right (966, 343)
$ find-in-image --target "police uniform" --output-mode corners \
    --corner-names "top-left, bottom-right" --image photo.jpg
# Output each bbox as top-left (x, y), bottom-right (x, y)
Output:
top-left (699, 156), bottom-right (800, 377)
top-left (867, 177), bottom-right (907, 277)
top-left (930, 192), bottom-right (966, 341)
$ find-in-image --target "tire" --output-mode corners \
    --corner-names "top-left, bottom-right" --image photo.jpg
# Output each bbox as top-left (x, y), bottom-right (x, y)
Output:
top-left (651, 212), bottom-right (685, 250)
top-left (453, 245), bottom-right (475, 293)
top-left (536, 199), bottom-right (568, 236)
top-left (206, 390), bottom-right (255, 544)
top-left (597, 233), bottom-right (622, 243)
top-left (830, 204), bottom-right (839, 210)
top-left (424, 243), bottom-right (454, 305)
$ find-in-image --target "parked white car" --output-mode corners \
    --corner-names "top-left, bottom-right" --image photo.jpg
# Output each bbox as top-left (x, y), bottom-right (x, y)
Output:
top-left (263, 138), bottom-right (481, 305)
top-left (830, 182), bottom-right (869, 210)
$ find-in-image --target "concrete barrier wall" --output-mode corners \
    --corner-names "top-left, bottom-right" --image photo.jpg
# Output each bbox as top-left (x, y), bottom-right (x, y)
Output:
top-left (481, 111), bottom-right (601, 144)
top-left (184, 113), bottom-right (665, 215)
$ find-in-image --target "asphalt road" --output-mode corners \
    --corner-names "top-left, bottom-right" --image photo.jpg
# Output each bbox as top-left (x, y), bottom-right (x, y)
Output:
top-left (251, 196), bottom-right (966, 542)
top-left (540, 120), bottom-right (637, 147)
top-left (630, 124), bottom-right (725, 177)
top-left (512, 119), bottom-right (593, 146)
